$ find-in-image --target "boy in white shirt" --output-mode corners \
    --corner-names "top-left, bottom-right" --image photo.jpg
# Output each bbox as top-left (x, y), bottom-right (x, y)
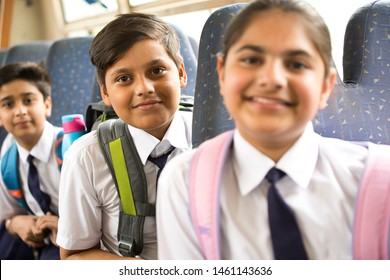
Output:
top-left (57, 13), bottom-right (192, 260)
top-left (0, 62), bottom-right (61, 259)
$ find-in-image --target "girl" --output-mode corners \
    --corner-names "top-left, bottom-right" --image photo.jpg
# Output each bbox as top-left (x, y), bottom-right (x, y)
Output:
top-left (156, 0), bottom-right (387, 260)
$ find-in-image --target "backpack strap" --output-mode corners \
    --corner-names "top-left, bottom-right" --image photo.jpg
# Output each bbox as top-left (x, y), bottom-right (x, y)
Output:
top-left (1, 130), bottom-right (63, 213)
top-left (189, 130), bottom-right (234, 260)
top-left (353, 142), bottom-right (390, 260)
top-left (1, 142), bottom-right (33, 213)
top-left (55, 130), bottom-right (64, 170)
top-left (97, 119), bottom-right (153, 257)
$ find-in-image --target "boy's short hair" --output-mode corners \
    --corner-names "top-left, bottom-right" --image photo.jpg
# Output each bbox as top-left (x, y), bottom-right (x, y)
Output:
top-left (90, 13), bottom-right (183, 87)
top-left (0, 61), bottom-right (51, 100)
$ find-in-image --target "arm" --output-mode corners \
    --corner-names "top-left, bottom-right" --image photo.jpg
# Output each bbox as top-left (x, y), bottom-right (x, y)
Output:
top-left (156, 151), bottom-right (205, 259)
top-left (60, 244), bottom-right (141, 260)
top-left (57, 133), bottom-right (133, 259)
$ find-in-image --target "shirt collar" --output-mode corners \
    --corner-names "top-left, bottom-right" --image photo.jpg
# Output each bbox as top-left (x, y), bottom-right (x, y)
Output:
top-left (233, 123), bottom-right (319, 196)
top-left (127, 111), bottom-right (191, 165)
top-left (17, 121), bottom-right (56, 164)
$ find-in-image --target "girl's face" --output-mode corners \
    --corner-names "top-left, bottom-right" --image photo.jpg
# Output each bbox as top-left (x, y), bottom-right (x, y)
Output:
top-left (218, 9), bottom-right (335, 160)
top-left (101, 39), bottom-right (187, 140)
top-left (0, 80), bottom-right (52, 151)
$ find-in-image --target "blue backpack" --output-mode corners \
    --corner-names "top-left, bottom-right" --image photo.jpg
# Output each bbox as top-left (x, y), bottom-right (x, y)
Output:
top-left (189, 130), bottom-right (390, 260)
top-left (1, 131), bottom-right (63, 213)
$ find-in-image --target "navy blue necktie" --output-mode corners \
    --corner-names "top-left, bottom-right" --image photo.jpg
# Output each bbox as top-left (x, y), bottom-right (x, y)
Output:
top-left (27, 155), bottom-right (51, 213)
top-left (266, 167), bottom-right (308, 260)
top-left (148, 148), bottom-right (175, 184)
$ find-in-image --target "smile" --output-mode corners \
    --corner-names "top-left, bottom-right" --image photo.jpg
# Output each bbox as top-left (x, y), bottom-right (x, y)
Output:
top-left (251, 96), bottom-right (293, 107)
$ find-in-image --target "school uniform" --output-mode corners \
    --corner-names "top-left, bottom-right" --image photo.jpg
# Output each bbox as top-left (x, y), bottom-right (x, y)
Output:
top-left (57, 111), bottom-right (192, 260)
top-left (0, 121), bottom-right (62, 259)
top-left (156, 123), bottom-right (369, 260)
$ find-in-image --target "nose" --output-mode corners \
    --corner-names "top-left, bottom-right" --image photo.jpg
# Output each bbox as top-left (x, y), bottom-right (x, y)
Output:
top-left (15, 102), bottom-right (27, 117)
top-left (257, 59), bottom-right (286, 91)
top-left (134, 75), bottom-right (154, 96)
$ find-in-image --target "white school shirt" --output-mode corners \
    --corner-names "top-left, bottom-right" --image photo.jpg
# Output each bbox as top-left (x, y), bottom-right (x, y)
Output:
top-left (156, 124), bottom-right (369, 260)
top-left (56, 111), bottom-right (192, 260)
top-left (0, 121), bottom-right (62, 222)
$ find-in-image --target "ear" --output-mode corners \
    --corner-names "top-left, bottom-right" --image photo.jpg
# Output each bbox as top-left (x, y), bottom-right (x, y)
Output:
top-left (100, 83), bottom-right (112, 106)
top-left (178, 62), bottom-right (187, 89)
top-left (217, 54), bottom-right (226, 97)
top-left (319, 68), bottom-right (336, 109)
top-left (44, 96), bottom-right (52, 118)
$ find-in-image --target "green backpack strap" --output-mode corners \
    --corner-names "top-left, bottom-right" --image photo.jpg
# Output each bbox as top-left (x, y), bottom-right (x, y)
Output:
top-left (97, 119), bottom-right (154, 257)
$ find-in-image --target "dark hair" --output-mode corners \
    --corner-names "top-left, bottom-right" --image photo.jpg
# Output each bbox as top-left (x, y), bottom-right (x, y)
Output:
top-left (221, 0), bottom-right (332, 77)
top-left (90, 13), bottom-right (183, 87)
top-left (0, 61), bottom-right (51, 99)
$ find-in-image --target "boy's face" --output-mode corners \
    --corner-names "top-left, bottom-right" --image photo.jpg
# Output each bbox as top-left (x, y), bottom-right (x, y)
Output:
top-left (0, 80), bottom-right (52, 150)
top-left (218, 9), bottom-right (335, 156)
top-left (100, 39), bottom-right (187, 140)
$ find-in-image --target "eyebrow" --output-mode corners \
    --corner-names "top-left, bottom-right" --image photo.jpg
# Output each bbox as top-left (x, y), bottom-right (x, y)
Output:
top-left (235, 44), bottom-right (313, 58)
top-left (110, 58), bottom-right (167, 78)
top-left (0, 92), bottom-right (36, 103)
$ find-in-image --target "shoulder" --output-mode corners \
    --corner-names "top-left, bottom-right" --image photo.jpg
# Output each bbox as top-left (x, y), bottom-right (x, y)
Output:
top-left (176, 110), bottom-right (192, 129)
top-left (0, 134), bottom-right (15, 158)
top-left (319, 136), bottom-right (368, 158)
top-left (62, 130), bottom-right (101, 162)
top-left (161, 149), bottom-right (197, 180)
top-left (317, 135), bottom-right (369, 170)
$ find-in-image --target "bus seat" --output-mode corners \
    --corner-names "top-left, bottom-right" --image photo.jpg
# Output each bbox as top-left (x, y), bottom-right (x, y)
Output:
top-left (2, 41), bottom-right (51, 65)
top-left (170, 24), bottom-right (198, 97)
top-left (188, 36), bottom-right (199, 59)
top-left (314, 0), bottom-right (390, 144)
top-left (46, 36), bottom-right (96, 127)
top-left (0, 49), bottom-right (7, 66)
top-left (192, 4), bottom-right (244, 148)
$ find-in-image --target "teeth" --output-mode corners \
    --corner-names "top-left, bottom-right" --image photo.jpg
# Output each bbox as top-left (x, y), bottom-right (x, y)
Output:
top-left (253, 97), bottom-right (281, 104)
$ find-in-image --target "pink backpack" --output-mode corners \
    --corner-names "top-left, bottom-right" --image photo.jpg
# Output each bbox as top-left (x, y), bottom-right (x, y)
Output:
top-left (189, 130), bottom-right (390, 260)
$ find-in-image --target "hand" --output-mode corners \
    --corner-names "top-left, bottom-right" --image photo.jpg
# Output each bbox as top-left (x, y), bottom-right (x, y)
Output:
top-left (8, 215), bottom-right (45, 248)
top-left (34, 212), bottom-right (59, 246)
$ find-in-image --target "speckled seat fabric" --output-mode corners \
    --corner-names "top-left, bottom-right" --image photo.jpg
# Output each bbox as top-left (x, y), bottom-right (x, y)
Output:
top-left (2, 41), bottom-right (51, 65)
top-left (0, 49), bottom-right (8, 66)
top-left (171, 24), bottom-right (198, 97)
top-left (314, 0), bottom-right (390, 144)
top-left (46, 36), bottom-right (96, 127)
top-left (192, 4), bottom-right (244, 148)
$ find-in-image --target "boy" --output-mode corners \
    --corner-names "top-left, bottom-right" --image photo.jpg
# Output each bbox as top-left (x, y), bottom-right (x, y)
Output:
top-left (156, 0), bottom-right (388, 260)
top-left (0, 62), bottom-right (61, 259)
top-left (56, 13), bottom-right (191, 260)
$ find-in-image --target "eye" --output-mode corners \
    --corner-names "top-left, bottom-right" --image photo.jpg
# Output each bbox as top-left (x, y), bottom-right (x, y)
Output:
top-left (241, 56), bottom-right (263, 65)
top-left (151, 67), bottom-right (165, 75)
top-left (24, 97), bottom-right (34, 105)
top-left (1, 101), bottom-right (12, 109)
top-left (116, 75), bottom-right (132, 83)
top-left (287, 60), bottom-right (308, 70)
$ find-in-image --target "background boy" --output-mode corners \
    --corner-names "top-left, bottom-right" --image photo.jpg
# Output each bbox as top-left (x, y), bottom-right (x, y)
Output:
top-left (0, 62), bottom-right (61, 260)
